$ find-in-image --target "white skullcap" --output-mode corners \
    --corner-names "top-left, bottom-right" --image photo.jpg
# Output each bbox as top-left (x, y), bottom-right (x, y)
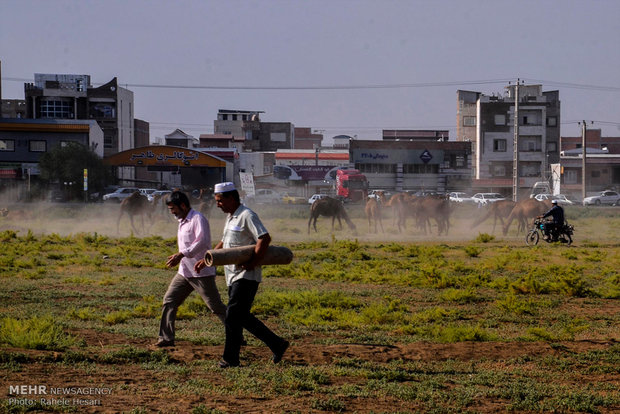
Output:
top-left (214, 182), bottom-right (236, 193)
top-left (551, 199), bottom-right (558, 204)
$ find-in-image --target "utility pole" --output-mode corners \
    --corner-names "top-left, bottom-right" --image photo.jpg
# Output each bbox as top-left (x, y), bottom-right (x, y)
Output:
top-left (579, 121), bottom-right (593, 202)
top-left (512, 79), bottom-right (520, 202)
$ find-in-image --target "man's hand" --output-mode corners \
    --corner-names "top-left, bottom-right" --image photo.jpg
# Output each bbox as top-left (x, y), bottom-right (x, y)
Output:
top-left (166, 252), bottom-right (184, 268)
top-left (194, 259), bottom-right (207, 273)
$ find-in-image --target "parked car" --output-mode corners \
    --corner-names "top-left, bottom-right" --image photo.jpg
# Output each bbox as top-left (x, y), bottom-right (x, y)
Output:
top-left (308, 194), bottom-right (328, 204)
top-left (448, 192), bottom-right (474, 203)
top-left (471, 193), bottom-right (506, 205)
top-left (102, 187), bottom-right (139, 202)
top-left (582, 190), bottom-right (620, 206)
top-left (148, 190), bottom-right (172, 203)
top-left (368, 190), bottom-right (393, 201)
top-left (245, 188), bottom-right (281, 204)
top-left (281, 193), bottom-right (306, 204)
top-left (139, 188), bottom-right (157, 198)
top-left (534, 193), bottom-right (574, 205)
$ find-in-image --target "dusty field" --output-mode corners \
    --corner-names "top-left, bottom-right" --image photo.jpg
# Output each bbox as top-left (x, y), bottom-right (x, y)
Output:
top-left (0, 200), bottom-right (618, 413)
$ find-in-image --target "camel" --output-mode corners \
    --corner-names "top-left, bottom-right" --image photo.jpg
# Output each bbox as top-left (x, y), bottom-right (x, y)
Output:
top-left (502, 198), bottom-right (552, 235)
top-left (365, 191), bottom-right (386, 233)
top-left (470, 200), bottom-right (517, 233)
top-left (117, 191), bottom-right (153, 234)
top-left (308, 196), bottom-right (357, 234)
top-left (414, 195), bottom-right (451, 235)
top-left (386, 192), bottom-right (416, 232)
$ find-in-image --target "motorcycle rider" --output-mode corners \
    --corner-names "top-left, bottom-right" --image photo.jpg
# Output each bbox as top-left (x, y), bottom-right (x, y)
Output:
top-left (540, 199), bottom-right (564, 241)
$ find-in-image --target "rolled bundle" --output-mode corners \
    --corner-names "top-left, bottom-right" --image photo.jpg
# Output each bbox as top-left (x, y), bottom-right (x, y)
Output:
top-left (204, 245), bottom-right (293, 267)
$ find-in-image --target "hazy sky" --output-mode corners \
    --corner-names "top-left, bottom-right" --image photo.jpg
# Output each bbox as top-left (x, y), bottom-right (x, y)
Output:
top-left (1, 0), bottom-right (619, 144)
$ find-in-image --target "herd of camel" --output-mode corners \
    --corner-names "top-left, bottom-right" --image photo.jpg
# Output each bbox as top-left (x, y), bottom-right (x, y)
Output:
top-left (308, 191), bottom-right (554, 237)
top-left (0, 188), bottom-right (553, 237)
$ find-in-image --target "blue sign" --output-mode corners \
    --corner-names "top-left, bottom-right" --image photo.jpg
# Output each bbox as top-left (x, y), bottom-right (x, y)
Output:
top-left (420, 149), bottom-right (433, 164)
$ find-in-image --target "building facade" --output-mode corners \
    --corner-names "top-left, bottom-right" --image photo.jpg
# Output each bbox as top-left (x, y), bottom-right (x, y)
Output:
top-left (456, 84), bottom-right (560, 193)
top-left (24, 74), bottom-right (135, 158)
top-left (214, 109), bottom-right (294, 152)
top-left (349, 139), bottom-right (472, 193)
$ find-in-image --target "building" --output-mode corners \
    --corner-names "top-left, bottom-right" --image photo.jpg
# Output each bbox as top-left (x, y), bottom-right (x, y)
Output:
top-left (349, 139), bottom-right (472, 193)
top-left (24, 74), bottom-right (135, 158)
top-left (198, 133), bottom-right (244, 152)
top-left (293, 127), bottom-right (323, 149)
top-left (273, 149), bottom-right (349, 195)
top-left (214, 109), bottom-right (294, 152)
top-left (383, 130), bottom-right (449, 141)
top-left (1, 99), bottom-right (27, 119)
top-left (456, 84), bottom-right (560, 194)
top-left (0, 118), bottom-right (104, 199)
top-left (559, 129), bottom-right (620, 196)
top-left (164, 128), bottom-right (198, 148)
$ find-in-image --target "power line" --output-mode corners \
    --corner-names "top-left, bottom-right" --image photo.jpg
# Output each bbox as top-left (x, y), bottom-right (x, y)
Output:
top-left (5, 75), bottom-right (618, 92)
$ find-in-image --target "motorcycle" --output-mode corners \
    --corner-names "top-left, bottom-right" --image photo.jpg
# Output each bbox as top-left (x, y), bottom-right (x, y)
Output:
top-left (525, 217), bottom-right (574, 246)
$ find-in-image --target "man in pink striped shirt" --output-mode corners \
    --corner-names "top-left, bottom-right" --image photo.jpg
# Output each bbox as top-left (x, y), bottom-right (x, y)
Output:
top-left (155, 190), bottom-right (226, 347)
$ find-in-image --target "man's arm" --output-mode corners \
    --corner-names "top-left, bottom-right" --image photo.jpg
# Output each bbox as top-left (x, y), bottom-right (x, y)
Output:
top-left (194, 240), bottom-right (224, 273)
top-left (241, 233), bottom-right (271, 271)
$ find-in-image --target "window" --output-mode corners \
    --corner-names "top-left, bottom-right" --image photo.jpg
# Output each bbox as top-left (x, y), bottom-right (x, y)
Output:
top-left (565, 169), bottom-right (577, 184)
top-left (232, 115), bottom-right (237, 121)
top-left (591, 170), bottom-right (601, 178)
top-left (455, 155), bottom-right (465, 168)
top-left (493, 139), bottom-right (507, 152)
top-left (520, 162), bottom-right (540, 177)
top-left (222, 114), bottom-right (228, 120)
top-left (547, 142), bottom-right (557, 152)
top-left (91, 104), bottom-right (115, 119)
top-left (29, 140), bottom-right (46, 152)
top-left (0, 139), bottom-right (15, 151)
top-left (104, 135), bottom-right (113, 148)
top-left (403, 164), bottom-right (438, 174)
top-left (40, 99), bottom-right (73, 118)
top-left (492, 165), bottom-right (506, 177)
top-left (519, 136), bottom-right (541, 152)
top-left (358, 163), bottom-right (396, 174)
top-left (463, 116), bottom-right (476, 126)
top-left (61, 140), bottom-right (78, 147)
top-left (547, 116), bottom-right (557, 127)
top-left (494, 114), bottom-right (506, 125)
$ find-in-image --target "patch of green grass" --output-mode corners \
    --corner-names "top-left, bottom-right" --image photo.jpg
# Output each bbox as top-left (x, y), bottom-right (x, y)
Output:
top-left (474, 233), bottom-right (495, 243)
top-left (0, 316), bottom-right (82, 350)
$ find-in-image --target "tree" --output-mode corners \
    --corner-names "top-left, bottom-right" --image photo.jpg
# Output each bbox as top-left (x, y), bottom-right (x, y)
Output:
top-left (38, 142), bottom-right (112, 200)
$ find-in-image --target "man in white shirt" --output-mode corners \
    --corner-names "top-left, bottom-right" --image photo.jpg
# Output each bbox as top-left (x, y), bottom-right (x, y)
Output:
top-left (195, 182), bottom-right (289, 367)
top-left (155, 191), bottom-right (227, 347)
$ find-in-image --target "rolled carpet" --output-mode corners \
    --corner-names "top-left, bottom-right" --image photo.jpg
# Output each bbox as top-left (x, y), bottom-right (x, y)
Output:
top-left (204, 245), bottom-right (293, 267)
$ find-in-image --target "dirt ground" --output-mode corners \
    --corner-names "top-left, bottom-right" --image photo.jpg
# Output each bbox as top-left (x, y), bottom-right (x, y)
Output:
top-left (2, 328), bottom-right (617, 414)
top-left (1, 201), bottom-right (619, 413)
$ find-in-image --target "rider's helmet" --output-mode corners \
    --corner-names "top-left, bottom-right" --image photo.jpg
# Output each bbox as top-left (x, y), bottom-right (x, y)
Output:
top-left (551, 199), bottom-right (558, 204)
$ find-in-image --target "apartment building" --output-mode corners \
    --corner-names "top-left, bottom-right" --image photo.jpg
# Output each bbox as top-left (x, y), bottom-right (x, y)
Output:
top-left (456, 84), bottom-right (560, 192)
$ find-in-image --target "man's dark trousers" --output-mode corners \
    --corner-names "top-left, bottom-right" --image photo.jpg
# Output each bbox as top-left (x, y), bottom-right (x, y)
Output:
top-left (222, 278), bottom-right (285, 365)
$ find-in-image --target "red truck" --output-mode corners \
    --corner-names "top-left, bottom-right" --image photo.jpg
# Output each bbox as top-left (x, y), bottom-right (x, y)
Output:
top-left (335, 169), bottom-right (368, 202)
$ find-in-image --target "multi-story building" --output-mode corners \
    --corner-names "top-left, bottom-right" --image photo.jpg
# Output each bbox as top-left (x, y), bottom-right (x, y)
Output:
top-left (456, 84), bottom-right (560, 194)
top-left (214, 109), bottom-right (294, 152)
top-left (23, 74), bottom-right (135, 157)
top-left (559, 128), bottom-right (620, 196)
